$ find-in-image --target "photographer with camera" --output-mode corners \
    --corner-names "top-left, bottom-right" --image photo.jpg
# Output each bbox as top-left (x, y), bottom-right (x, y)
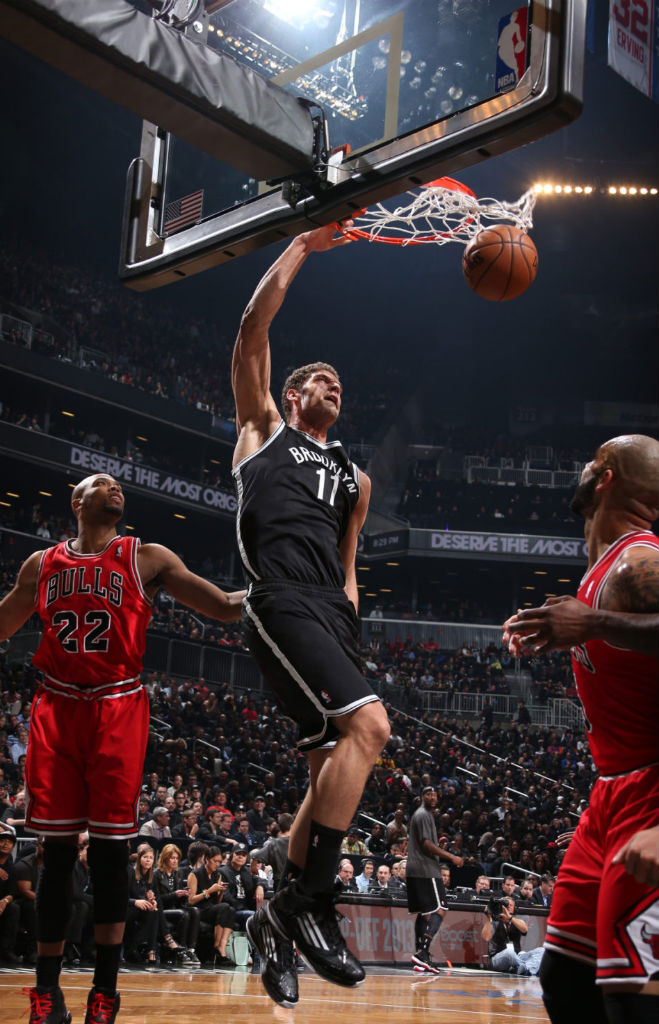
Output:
top-left (481, 896), bottom-right (544, 976)
top-left (482, 897), bottom-right (526, 969)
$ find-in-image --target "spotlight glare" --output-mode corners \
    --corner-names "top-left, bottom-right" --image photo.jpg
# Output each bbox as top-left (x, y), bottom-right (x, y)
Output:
top-left (563, 185), bottom-right (572, 193)
top-left (620, 186), bottom-right (628, 194)
top-left (575, 186), bottom-right (583, 193)
top-left (543, 184), bottom-right (552, 194)
top-left (640, 187), bottom-right (648, 194)
top-left (584, 186), bottom-right (593, 194)
top-left (554, 185), bottom-right (562, 193)
top-left (629, 187), bottom-right (637, 195)
top-left (651, 188), bottom-right (658, 195)
top-left (609, 187), bottom-right (617, 194)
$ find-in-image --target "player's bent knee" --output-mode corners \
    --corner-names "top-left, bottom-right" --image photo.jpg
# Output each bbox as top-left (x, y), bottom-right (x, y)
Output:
top-left (88, 838), bottom-right (129, 924)
top-left (603, 990), bottom-right (657, 1024)
top-left (539, 950), bottom-right (607, 1024)
top-left (357, 701), bottom-right (390, 753)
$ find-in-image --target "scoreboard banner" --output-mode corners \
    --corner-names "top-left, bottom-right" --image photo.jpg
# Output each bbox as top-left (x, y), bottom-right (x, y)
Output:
top-left (608, 0), bottom-right (659, 100)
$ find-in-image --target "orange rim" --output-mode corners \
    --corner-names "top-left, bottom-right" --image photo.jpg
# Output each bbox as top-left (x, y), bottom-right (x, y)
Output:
top-left (338, 177), bottom-right (477, 244)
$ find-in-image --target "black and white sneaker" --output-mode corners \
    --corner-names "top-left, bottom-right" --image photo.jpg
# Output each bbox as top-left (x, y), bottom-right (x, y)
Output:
top-left (247, 907), bottom-right (299, 1007)
top-left (411, 949), bottom-right (447, 974)
top-left (266, 880), bottom-right (365, 989)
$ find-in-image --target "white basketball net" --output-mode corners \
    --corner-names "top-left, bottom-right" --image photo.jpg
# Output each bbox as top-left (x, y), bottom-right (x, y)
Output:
top-left (347, 183), bottom-right (537, 246)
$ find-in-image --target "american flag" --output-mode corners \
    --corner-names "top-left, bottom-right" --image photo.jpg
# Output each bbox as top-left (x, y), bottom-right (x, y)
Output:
top-left (164, 189), bottom-right (204, 234)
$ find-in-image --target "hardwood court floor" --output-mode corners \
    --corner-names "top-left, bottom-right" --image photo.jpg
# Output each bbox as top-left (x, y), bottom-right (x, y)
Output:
top-left (1, 965), bottom-right (550, 1023)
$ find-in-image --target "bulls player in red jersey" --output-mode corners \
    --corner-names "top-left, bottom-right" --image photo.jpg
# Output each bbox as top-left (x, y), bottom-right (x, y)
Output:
top-left (0, 473), bottom-right (244, 1024)
top-left (503, 434), bottom-right (659, 1024)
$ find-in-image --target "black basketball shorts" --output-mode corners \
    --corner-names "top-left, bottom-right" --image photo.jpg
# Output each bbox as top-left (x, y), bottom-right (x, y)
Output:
top-left (406, 876), bottom-right (448, 916)
top-left (242, 581), bottom-right (380, 752)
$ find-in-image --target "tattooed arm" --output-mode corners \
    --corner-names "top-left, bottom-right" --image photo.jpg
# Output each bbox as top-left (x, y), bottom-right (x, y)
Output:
top-left (503, 546), bottom-right (659, 657)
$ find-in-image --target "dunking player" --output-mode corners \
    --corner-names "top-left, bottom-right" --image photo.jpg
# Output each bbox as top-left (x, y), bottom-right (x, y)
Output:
top-left (0, 474), bottom-right (244, 1024)
top-left (232, 223), bottom-right (390, 1006)
top-left (407, 785), bottom-right (463, 973)
top-left (503, 435), bottom-right (659, 1024)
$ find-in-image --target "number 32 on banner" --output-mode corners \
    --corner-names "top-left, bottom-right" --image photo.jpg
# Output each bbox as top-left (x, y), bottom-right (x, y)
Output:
top-left (613, 0), bottom-right (650, 44)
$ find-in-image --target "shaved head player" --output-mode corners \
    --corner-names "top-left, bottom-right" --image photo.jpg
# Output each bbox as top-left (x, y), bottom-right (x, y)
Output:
top-left (0, 474), bottom-right (244, 1024)
top-left (504, 435), bottom-right (659, 1024)
top-left (232, 223), bottom-right (390, 1007)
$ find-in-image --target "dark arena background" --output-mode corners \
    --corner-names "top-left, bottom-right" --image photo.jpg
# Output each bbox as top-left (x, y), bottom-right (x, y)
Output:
top-left (0, 1), bottom-right (657, 1021)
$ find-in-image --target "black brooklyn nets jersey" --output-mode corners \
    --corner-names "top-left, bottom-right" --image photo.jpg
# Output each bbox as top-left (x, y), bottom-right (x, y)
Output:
top-left (232, 422), bottom-right (360, 587)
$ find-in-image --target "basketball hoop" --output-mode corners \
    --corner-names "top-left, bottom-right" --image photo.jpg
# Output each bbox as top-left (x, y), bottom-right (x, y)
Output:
top-left (340, 177), bottom-right (536, 247)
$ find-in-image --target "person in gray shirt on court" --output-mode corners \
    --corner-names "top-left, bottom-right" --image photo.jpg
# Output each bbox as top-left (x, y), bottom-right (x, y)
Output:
top-left (406, 786), bottom-right (464, 974)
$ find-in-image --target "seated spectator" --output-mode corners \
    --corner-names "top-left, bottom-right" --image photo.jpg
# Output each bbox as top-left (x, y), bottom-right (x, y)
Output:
top-left (472, 875), bottom-right (491, 899)
top-left (246, 795), bottom-right (271, 841)
top-left (335, 859), bottom-right (358, 893)
top-left (15, 834), bottom-right (43, 963)
top-left (139, 806), bottom-right (171, 841)
top-left (517, 876), bottom-right (535, 904)
top-left (440, 865), bottom-right (452, 891)
top-left (532, 874), bottom-right (554, 908)
top-left (172, 807), bottom-right (200, 841)
top-left (340, 824), bottom-right (368, 856)
top-left (187, 845), bottom-right (234, 964)
top-left (218, 845), bottom-right (263, 964)
top-left (390, 861), bottom-right (407, 892)
top-left (231, 816), bottom-right (260, 850)
top-left (368, 864), bottom-right (395, 895)
top-left (153, 843), bottom-right (199, 964)
top-left (499, 874), bottom-right (520, 900)
top-left (198, 806), bottom-right (226, 844)
top-left (355, 859), bottom-right (375, 893)
top-left (125, 844), bottom-right (160, 964)
top-left (1, 789), bottom-right (27, 840)
top-left (0, 829), bottom-right (20, 964)
top-left (365, 823), bottom-right (387, 856)
top-left (385, 806), bottom-right (408, 850)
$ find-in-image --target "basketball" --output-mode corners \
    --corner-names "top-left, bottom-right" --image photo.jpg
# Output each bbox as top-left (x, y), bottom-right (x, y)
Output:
top-left (462, 225), bottom-right (538, 301)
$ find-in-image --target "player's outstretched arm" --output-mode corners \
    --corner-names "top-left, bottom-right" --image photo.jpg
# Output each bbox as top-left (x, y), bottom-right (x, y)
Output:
top-left (0, 551), bottom-right (42, 642)
top-left (503, 598), bottom-right (659, 657)
top-left (232, 222), bottom-right (352, 435)
top-left (339, 468), bottom-right (371, 612)
top-left (138, 544), bottom-right (245, 622)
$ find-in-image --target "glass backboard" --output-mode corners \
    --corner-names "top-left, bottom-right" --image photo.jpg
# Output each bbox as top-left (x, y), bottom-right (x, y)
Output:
top-left (120, 0), bottom-right (586, 289)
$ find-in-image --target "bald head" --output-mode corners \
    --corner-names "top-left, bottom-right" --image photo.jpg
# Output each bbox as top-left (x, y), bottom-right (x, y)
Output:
top-left (71, 475), bottom-right (124, 523)
top-left (597, 435), bottom-right (659, 519)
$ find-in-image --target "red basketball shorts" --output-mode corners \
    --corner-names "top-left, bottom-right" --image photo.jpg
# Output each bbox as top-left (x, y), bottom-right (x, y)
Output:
top-left (545, 763), bottom-right (659, 986)
top-left (25, 680), bottom-right (149, 840)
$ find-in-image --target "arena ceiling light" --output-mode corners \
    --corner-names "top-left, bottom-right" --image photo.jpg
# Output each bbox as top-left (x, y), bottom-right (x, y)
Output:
top-left (535, 182), bottom-right (657, 196)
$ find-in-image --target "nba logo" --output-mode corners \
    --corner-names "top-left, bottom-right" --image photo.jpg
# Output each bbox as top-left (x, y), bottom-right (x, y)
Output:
top-left (495, 7), bottom-right (529, 93)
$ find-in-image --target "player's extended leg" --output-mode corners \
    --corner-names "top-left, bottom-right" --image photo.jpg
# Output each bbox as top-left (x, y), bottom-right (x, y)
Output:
top-left (84, 838), bottom-right (130, 1024)
top-left (248, 701), bottom-right (389, 1004)
top-left (411, 911), bottom-right (447, 973)
top-left (28, 837), bottom-right (78, 1024)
